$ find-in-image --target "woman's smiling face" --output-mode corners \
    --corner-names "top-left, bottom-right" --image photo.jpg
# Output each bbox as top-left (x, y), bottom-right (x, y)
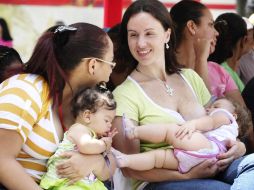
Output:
top-left (127, 12), bottom-right (170, 66)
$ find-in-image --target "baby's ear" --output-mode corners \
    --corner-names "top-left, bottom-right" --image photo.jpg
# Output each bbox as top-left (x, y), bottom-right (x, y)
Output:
top-left (233, 113), bottom-right (238, 120)
top-left (82, 110), bottom-right (92, 123)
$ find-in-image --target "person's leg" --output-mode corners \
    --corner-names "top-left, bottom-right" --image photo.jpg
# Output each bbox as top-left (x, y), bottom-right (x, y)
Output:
top-left (216, 156), bottom-right (244, 184)
top-left (230, 154), bottom-right (254, 190)
top-left (217, 154), bottom-right (254, 189)
top-left (144, 179), bottom-right (230, 190)
top-left (112, 148), bottom-right (178, 171)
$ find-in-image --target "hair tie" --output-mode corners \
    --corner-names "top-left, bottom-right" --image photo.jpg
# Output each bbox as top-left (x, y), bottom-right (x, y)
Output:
top-left (53, 25), bottom-right (77, 47)
top-left (97, 82), bottom-right (109, 92)
top-left (54, 25), bottom-right (77, 34)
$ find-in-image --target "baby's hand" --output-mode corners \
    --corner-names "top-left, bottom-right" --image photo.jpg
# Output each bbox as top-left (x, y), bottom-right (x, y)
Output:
top-left (107, 128), bottom-right (118, 138)
top-left (176, 121), bottom-right (196, 139)
top-left (101, 137), bottom-right (113, 152)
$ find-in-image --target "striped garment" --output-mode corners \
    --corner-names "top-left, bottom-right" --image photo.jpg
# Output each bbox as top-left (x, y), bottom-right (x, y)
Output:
top-left (0, 74), bottom-right (60, 181)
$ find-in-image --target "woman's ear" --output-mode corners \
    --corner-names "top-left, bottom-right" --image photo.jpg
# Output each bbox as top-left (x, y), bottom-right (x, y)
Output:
top-left (240, 35), bottom-right (248, 49)
top-left (87, 58), bottom-right (97, 75)
top-left (235, 36), bottom-right (248, 57)
top-left (82, 110), bottom-right (92, 124)
top-left (165, 28), bottom-right (171, 43)
top-left (186, 20), bottom-right (197, 36)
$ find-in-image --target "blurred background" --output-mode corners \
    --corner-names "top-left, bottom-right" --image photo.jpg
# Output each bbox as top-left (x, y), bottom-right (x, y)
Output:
top-left (0, 0), bottom-right (249, 61)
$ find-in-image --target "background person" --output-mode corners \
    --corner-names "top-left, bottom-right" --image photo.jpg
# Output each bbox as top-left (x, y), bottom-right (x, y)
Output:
top-left (209, 13), bottom-right (249, 93)
top-left (170, 0), bottom-right (245, 107)
top-left (0, 18), bottom-right (13, 48)
top-left (238, 16), bottom-right (254, 85)
top-left (0, 45), bottom-right (22, 82)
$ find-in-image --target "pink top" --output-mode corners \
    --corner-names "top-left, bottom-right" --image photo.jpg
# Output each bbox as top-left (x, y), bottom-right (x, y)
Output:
top-left (208, 61), bottom-right (238, 98)
top-left (0, 39), bottom-right (13, 47)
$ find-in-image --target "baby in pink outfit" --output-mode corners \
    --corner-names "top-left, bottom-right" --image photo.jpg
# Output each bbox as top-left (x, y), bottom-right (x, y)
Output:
top-left (112, 98), bottom-right (249, 173)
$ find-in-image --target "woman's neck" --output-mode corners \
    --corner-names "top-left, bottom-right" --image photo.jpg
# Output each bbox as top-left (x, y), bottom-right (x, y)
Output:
top-left (227, 57), bottom-right (239, 71)
top-left (227, 42), bottom-right (245, 71)
top-left (136, 63), bottom-right (167, 81)
top-left (62, 72), bottom-right (94, 128)
top-left (176, 40), bottom-right (196, 69)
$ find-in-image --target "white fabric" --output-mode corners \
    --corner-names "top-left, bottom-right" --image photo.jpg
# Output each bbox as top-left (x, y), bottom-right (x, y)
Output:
top-left (113, 169), bottom-right (132, 190)
top-left (204, 108), bottom-right (238, 142)
top-left (175, 140), bottom-right (220, 173)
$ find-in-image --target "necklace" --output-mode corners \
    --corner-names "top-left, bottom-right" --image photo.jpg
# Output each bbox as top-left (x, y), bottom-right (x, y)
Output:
top-left (135, 68), bottom-right (174, 96)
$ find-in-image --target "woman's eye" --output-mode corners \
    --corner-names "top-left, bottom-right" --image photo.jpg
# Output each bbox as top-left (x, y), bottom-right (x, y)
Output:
top-left (209, 22), bottom-right (214, 27)
top-left (129, 33), bottom-right (137, 37)
top-left (146, 32), bottom-right (155, 36)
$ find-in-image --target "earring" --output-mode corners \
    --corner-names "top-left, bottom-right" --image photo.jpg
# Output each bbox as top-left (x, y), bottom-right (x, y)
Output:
top-left (165, 43), bottom-right (169, 49)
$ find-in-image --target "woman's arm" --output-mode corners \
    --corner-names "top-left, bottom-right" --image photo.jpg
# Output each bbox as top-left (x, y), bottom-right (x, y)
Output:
top-left (112, 116), bottom-right (218, 182)
top-left (121, 160), bottom-right (218, 182)
top-left (56, 151), bottom-right (116, 183)
top-left (0, 129), bottom-right (42, 190)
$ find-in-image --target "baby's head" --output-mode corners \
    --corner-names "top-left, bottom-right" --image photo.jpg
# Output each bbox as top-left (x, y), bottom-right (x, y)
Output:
top-left (71, 83), bottom-right (116, 137)
top-left (207, 98), bottom-right (235, 114)
top-left (208, 98), bottom-right (251, 140)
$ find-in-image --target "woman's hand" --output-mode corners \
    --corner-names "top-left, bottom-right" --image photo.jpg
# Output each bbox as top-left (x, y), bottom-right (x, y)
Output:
top-left (216, 140), bottom-right (246, 171)
top-left (56, 151), bottom-right (103, 184)
top-left (186, 158), bottom-right (219, 179)
top-left (194, 38), bottom-right (212, 63)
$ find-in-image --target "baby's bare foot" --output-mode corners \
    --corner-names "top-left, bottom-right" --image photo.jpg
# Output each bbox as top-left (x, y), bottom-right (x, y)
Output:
top-left (111, 148), bottom-right (129, 168)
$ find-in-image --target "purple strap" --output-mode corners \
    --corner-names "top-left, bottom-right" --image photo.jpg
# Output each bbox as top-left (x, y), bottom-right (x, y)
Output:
top-left (104, 153), bottom-right (114, 190)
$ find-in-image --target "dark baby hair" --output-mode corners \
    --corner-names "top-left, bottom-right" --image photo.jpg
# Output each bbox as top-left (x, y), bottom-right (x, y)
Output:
top-left (71, 83), bottom-right (116, 118)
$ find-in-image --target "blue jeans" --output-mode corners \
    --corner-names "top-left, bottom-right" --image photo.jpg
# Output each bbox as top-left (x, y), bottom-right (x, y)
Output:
top-left (144, 154), bottom-right (254, 190)
top-left (0, 184), bottom-right (7, 190)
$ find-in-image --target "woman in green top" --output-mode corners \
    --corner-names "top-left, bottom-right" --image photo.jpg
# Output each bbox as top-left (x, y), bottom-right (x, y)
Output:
top-left (112, 0), bottom-right (253, 190)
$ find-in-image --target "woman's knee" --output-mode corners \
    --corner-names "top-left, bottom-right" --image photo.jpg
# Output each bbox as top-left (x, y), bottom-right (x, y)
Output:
top-left (238, 153), bottom-right (254, 174)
